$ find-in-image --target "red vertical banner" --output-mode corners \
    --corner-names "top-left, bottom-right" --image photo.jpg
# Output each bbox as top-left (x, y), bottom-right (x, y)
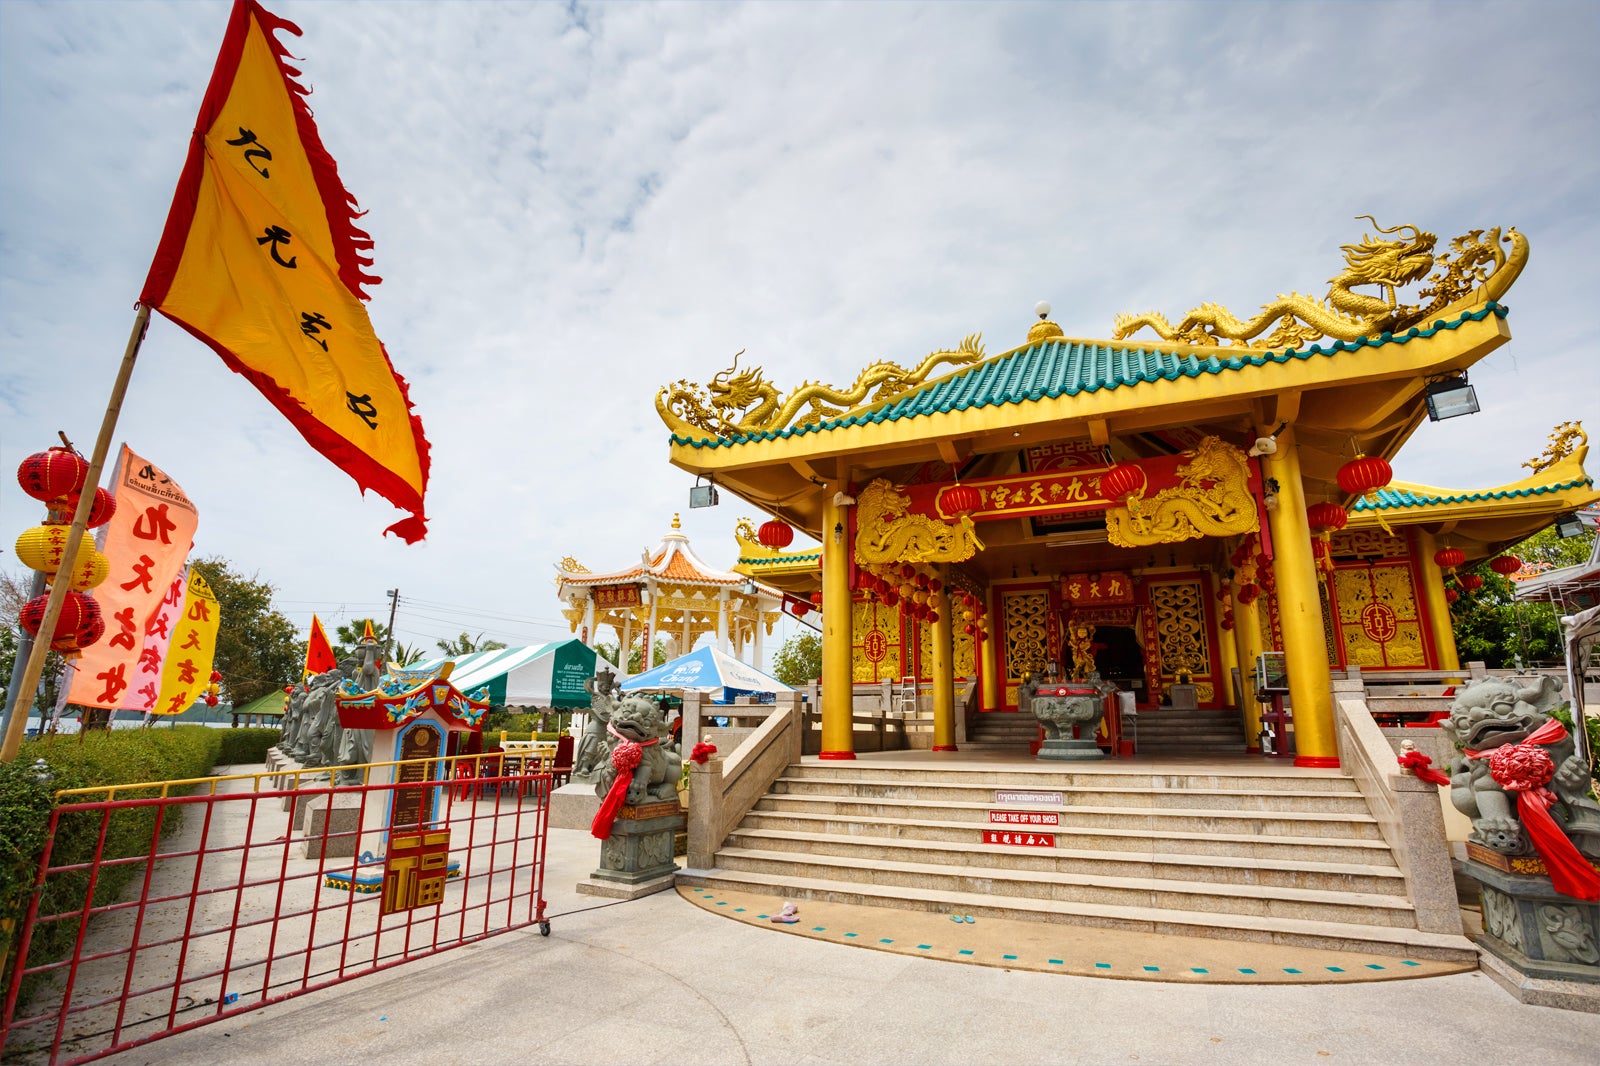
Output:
top-left (66, 446), bottom-right (198, 712)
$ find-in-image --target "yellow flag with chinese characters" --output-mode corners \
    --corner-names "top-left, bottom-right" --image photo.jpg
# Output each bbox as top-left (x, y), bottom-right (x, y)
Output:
top-left (141, 0), bottom-right (429, 541)
top-left (152, 571), bottom-right (222, 716)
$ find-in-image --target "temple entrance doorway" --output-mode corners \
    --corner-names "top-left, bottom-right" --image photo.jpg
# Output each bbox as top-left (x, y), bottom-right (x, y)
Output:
top-left (1093, 625), bottom-right (1146, 705)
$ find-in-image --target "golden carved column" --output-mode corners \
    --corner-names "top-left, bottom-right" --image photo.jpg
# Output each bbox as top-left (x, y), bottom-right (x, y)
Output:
top-left (1231, 582), bottom-right (1265, 751)
top-left (931, 566), bottom-right (957, 751)
top-left (1215, 612), bottom-right (1238, 707)
top-left (1261, 426), bottom-right (1337, 767)
top-left (1411, 529), bottom-right (1462, 671)
top-left (980, 588), bottom-right (1002, 711)
top-left (820, 485), bottom-right (855, 759)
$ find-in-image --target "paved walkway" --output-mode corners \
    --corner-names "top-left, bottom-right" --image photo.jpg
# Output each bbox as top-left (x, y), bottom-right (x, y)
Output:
top-left (96, 825), bottom-right (1596, 1066)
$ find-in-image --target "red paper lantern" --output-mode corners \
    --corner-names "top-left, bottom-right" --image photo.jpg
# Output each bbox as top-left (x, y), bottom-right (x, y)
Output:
top-left (1337, 454), bottom-right (1392, 498)
top-left (881, 590), bottom-right (900, 608)
top-left (809, 591), bottom-right (823, 607)
top-left (210, 669), bottom-right (224, 684)
top-left (205, 693), bottom-right (220, 707)
top-left (757, 519), bottom-right (794, 550)
top-left (1306, 502), bottom-right (1348, 533)
top-left (1445, 588), bottom-right (1459, 604)
top-left (900, 563), bottom-right (917, 580)
top-left (792, 602), bottom-right (809, 618)
top-left (17, 446), bottom-right (90, 503)
top-left (1100, 463), bottom-right (1146, 503)
top-left (1458, 574), bottom-right (1484, 592)
top-left (284, 685), bottom-right (295, 695)
top-left (926, 610), bottom-right (940, 624)
top-left (943, 483), bottom-right (982, 516)
top-left (20, 591), bottom-right (103, 654)
top-left (61, 486), bottom-right (117, 529)
top-left (1433, 547), bottom-right (1466, 570)
top-left (1489, 555), bottom-right (1522, 577)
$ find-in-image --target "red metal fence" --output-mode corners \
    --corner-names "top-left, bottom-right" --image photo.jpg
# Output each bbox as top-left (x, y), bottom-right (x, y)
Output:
top-left (2, 760), bottom-right (550, 1065)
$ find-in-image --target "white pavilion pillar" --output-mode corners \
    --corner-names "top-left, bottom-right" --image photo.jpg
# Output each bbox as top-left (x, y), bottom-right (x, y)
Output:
top-left (646, 581), bottom-right (660, 671)
top-left (617, 613), bottom-right (633, 679)
top-left (717, 589), bottom-right (731, 654)
top-left (682, 605), bottom-right (692, 657)
top-left (581, 597), bottom-right (596, 644)
top-left (752, 603), bottom-right (765, 669)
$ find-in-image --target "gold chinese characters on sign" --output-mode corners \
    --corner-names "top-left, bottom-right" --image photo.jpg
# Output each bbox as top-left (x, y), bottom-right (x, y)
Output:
top-left (382, 829), bottom-right (452, 914)
top-left (1061, 572), bottom-right (1133, 606)
top-left (593, 584), bottom-right (643, 610)
top-left (1114, 219), bottom-right (1527, 349)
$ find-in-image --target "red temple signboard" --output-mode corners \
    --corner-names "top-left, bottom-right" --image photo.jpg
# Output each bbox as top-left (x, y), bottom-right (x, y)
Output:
top-left (1060, 571), bottom-right (1134, 606)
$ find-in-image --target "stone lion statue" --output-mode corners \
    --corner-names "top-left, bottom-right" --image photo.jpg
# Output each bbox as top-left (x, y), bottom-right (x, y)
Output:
top-left (1440, 675), bottom-right (1600, 858)
top-left (593, 694), bottom-right (678, 806)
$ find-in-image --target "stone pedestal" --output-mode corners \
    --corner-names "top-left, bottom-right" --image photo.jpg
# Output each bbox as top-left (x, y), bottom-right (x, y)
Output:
top-left (300, 794), bottom-right (365, 860)
top-left (1167, 684), bottom-right (1199, 710)
top-left (577, 800), bottom-right (685, 900)
top-left (282, 783), bottom-right (329, 830)
top-left (1035, 735), bottom-right (1104, 761)
top-left (1461, 855), bottom-right (1600, 1011)
top-left (548, 781), bottom-right (603, 830)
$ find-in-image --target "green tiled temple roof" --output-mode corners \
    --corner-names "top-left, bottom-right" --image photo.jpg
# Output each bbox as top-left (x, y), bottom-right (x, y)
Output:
top-left (1352, 472), bottom-right (1593, 513)
top-left (739, 551), bottom-right (822, 568)
top-left (671, 304), bottom-right (1508, 449)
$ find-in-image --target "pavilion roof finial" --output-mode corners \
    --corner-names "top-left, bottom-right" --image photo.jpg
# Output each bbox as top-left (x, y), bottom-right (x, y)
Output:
top-left (1028, 300), bottom-right (1064, 344)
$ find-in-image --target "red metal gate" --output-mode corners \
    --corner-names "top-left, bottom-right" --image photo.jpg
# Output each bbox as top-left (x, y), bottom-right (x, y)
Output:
top-left (2, 762), bottom-right (549, 1065)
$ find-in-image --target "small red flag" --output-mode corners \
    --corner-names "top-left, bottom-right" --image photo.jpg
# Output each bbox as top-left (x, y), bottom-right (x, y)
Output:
top-left (305, 614), bottom-right (337, 677)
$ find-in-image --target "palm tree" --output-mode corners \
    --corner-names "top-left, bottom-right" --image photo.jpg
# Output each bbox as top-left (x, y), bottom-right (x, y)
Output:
top-left (436, 631), bottom-right (507, 656)
top-left (390, 641), bottom-right (428, 666)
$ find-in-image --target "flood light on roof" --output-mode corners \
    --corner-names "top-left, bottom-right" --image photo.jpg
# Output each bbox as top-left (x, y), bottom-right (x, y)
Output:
top-left (1424, 374), bottom-right (1480, 421)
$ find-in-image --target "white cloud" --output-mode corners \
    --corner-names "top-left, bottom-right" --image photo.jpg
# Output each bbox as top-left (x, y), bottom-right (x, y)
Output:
top-left (2, 0), bottom-right (1596, 661)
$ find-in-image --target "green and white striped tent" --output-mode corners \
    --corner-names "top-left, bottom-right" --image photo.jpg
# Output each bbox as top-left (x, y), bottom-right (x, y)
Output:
top-left (397, 640), bottom-right (609, 708)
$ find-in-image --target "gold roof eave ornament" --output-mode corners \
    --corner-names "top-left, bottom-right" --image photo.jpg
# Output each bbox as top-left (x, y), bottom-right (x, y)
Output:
top-left (1104, 437), bottom-right (1260, 547)
top-left (656, 334), bottom-right (986, 440)
top-left (1113, 219), bottom-right (1528, 350)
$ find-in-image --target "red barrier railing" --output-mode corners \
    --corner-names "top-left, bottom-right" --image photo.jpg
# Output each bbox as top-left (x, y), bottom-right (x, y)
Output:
top-left (1, 760), bottom-right (549, 1065)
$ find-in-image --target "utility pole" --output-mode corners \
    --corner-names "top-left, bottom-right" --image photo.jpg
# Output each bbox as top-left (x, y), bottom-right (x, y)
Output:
top-left (385, 588), bottom-right (400, 663)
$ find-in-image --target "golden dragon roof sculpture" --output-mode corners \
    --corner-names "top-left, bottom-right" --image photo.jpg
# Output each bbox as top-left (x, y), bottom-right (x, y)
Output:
top-left (1113, 218), bottom-right (1528, 349)
top-left (657, 334), bottom-right (985, 439)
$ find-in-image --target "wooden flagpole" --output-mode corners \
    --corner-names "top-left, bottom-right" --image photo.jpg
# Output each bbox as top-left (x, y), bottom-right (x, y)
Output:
top-left (0, 305), bottom-right (151, 764)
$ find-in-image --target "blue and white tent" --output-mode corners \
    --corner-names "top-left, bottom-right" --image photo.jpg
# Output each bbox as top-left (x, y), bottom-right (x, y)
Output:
top-left (618, 645), bottom-right (793, 704)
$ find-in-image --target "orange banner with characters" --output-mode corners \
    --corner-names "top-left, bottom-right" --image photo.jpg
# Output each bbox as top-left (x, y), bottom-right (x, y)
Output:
top-left (152, 571), bottom-right (223, 716)
top-left (65, 447), bottom-right (198, 712)
top-left (140, 0), bottom-right (429, 542)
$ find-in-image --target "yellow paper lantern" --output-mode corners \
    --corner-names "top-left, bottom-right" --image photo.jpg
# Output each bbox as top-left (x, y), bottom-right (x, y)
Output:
top-left (14, 524), bottom-right (95, 577)
top-left (66, 547), bottom-right (110, 591)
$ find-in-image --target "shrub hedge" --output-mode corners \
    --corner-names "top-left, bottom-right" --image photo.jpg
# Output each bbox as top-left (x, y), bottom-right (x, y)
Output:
top-left (0, 727), bottom-right (243, 1003)
top-left (217, 727), bottom-right (282, 766)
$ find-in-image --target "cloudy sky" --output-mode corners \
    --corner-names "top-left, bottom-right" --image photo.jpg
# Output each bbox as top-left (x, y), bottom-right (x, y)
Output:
top-left (2, 0), bottom-right (1597, 666)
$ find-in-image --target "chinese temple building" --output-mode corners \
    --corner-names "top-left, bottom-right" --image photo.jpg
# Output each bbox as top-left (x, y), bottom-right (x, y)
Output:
top-left (555, 515), bottom-right (784, 676)
top-left (655, 220), bottom-right (1597, 768)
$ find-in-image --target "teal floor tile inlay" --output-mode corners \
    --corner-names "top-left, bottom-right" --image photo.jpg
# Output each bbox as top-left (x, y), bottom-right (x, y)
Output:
top-left (917, 944), bottom-right (933, 951)
top-left (879, 938), bottom-right (894, 944)
top-left (756, 914), bottom-right (768, 919)
top-left (844, 932), bottom-right (858, 938)
top-left (1095, 963), bottom-right (1111, 969)
top-left (1003, 954), bottom-right (1018, 961)
top-left (1401, 960), bottom-right (1420, 967)
top-left (1143, 966), bottom-right (1160, 972)
top-left (733, 908), bottom-right (745, 913)
top-left (959, 949), bottom-right (975, 956)
top-left (1326, 967), bottom-right (1345, 973)
top-left (1283, 969), bottom-right (1302, 974)
top-left (715, 901), bottom-right (727, 906)
top-left (1048, 959), bottom-right (1064, 966)
top-left (1191, 968), bottom-right (1208, 974)
top-left (1365, 964), bottom-right (1385, 970)
top-left (1238, 968), bottom-right (1256, 974)
top-left (811, 926), bottom-right (825, 932)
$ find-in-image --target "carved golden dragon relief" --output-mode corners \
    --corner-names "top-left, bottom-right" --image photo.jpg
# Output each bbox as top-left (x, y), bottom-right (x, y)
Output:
top-left (1523, 422), bottom-right (1587, 475)
top-left (1105, 437), bottom-right (1258, 547)
top-left (657, 334), bottom-right (986, 439)
top-left (854, 478), bottom-right (984, 565)
top-left (1113, 220), bottom-right (1528, 349)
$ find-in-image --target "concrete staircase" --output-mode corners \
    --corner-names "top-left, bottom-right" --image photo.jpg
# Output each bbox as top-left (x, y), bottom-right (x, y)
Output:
top-left (678, 762), bottom-right (1475, 960)
top-left (1131, 706), bottom-right (1248, 754)
top-left (965, 712), bottom-right (1039, 751)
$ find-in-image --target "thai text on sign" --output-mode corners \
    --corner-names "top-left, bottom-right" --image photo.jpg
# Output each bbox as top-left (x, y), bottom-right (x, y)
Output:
top-left (982, 830), bottom-right (1056, 848)
top-left (994, 790), bottom-right (1064, 806)
top-left (988, 810), bottom-right (1061, 826)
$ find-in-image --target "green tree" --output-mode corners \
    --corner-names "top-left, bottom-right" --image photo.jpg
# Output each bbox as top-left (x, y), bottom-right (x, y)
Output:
top-left (436, 631), bottom-right (507, 656)
top-left (390, 641), bottom-right (428, 666)
top-left (594, 638), bottom-right (669, 674)
top-left (1, 567), bottom-right (68, 719)
top-left (332, 619), bottom-right (390, 661)
top-left (190, 556), bottom-right (305, 705)
top-left (1449, 522), bottom-right (1595, 668)
top-left (770, 632), bottom-right (822, 687)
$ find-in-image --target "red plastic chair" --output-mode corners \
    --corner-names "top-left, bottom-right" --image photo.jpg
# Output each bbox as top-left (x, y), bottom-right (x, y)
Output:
top-left (549, 735), bottom-right (575, 788)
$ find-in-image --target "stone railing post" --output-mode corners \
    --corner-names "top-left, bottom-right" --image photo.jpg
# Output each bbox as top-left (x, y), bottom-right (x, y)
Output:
top-left (686, 755), bottom-right (723, 871)
top-left (682, 690), bottom-right (704, 754)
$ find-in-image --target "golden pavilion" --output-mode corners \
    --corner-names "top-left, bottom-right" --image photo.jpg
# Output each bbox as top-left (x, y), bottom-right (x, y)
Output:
top-left (655, 221), bottom-right (1596, 768)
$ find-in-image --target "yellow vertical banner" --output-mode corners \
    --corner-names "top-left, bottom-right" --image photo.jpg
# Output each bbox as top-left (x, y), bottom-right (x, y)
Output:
top-left (152, 571), bottom-right (222, 716)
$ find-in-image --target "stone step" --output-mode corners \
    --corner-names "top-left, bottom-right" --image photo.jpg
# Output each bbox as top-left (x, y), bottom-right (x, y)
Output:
top-left (739, 810), bottom-right (1397, 865)
top-left (752, 794), bottom-right (1384, 840)
top-left (783, 764), bottom-right (1359, 793)
top-left (769, 777), bottom-right (1373, 814)
top-left (724, 827), bottom-right (1407, 894)
top-left (712, 848), bottom-right (1418, 927)
top-left (675, 867), bottom-right (1478, 961)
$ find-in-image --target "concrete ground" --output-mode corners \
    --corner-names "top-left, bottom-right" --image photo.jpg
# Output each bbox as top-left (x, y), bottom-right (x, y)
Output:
top-left (93, 823), bottom-right (1597, 1066)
